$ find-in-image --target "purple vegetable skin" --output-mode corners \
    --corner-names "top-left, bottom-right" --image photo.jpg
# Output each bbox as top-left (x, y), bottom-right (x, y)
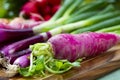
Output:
top-left (0, 28), bottom-right (34, 44)
top-left (0, 49), bottom-right (31, 77)
top-left (0, 21), bottom-right (42, 44)
top-left (1, 32), bottom-right (51, 56)
top-left (8, 49), bottom-right (31, 64)
top-left (33, 32), bottom-right (120, 62)
top-left (13, 54), bottom-right (30, 68)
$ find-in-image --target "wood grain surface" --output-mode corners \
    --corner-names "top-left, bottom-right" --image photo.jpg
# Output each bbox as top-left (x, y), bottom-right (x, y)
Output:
top-left (1, 44), bottom-right (120, 80)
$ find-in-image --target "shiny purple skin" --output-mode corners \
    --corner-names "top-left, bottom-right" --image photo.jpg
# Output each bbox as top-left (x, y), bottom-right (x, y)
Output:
top-left (48, 32), bottom-right (120, 62)
top-left (8, 49), bottom-right (31, 64)
top-left (1, 32), bottom-right (52, 56)
top-left (13, 54), bottom-right (30, 68)
top-left (0, 28), bottom-right (34, 43)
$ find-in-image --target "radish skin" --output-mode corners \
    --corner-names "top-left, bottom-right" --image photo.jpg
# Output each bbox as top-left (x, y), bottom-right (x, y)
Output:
top-left (33, 32), bottom-right (120, 62)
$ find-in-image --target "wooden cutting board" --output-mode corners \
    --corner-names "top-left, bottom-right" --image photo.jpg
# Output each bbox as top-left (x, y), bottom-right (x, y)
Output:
top-left (1, 44), bottom-right (120, 80)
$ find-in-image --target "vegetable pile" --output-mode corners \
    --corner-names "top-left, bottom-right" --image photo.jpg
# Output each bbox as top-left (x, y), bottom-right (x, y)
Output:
top-left (19, 32), bottom-right (120, 77)
top-left (0, 0), bottom-right (120, 78)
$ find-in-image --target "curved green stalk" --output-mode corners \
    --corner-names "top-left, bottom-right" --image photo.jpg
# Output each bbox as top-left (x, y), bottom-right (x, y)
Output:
top-left (29, 52), bottom-right (33, 71)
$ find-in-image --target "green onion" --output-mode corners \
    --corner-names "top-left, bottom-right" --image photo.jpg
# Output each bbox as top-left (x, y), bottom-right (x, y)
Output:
top-left (71, 16), bottom-right (120, 34)
top-left (96, 25), bottom-right (120, 32)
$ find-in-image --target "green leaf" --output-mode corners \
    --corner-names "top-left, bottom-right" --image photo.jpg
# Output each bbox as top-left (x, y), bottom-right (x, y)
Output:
top-left (37, 56), bottom-right (45, 68)
top-left (19, 67), bottom-right (33, 77)
top-left (55, 60), bottom-right (63, 70)
top-left (61, 62), bottom-right (71, 70)
top-left (44, 58), bottom-right (82, 74)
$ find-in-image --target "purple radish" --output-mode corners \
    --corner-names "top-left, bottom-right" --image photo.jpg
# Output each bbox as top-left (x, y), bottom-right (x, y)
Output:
top-left (31, 32), bottom-right (120, 62)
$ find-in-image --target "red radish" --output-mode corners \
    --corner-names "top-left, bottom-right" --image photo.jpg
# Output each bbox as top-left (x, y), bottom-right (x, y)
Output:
top-left (42, 5), bottom-right (51, 15)
top-left (47, 0), bottom-right (61, 6)
top-left (44, 15), bottom-right (51, 20)
top-left (36, 0), bottom-right (47, 7)
top-left (20, 0), bottom-right (61, 21)
top-left (51, 5), bottom-right (60, 15)
top-left (21, 1), bottom-right (39, 17)
top-left (35, 0), bottom-right (47, 10)
top-left (32, 32), bottom-right (120, 62)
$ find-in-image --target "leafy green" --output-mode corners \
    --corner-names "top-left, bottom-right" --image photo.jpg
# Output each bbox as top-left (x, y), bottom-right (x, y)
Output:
top-left (19, 43), bottom-right (82, 77)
